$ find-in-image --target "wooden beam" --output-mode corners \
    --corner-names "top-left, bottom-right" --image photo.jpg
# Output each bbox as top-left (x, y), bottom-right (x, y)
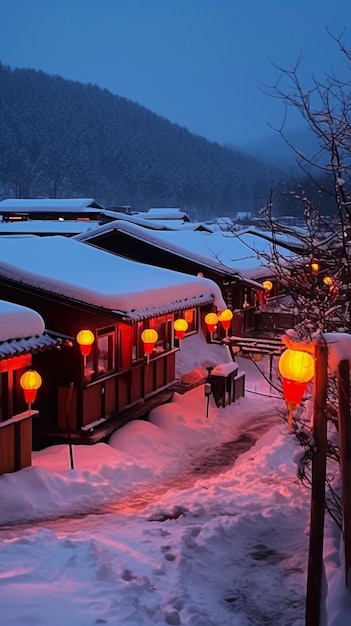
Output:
top-left (337, 359), bottom-right (351, 585)
top-left (305, 339), bottom-right (328, 626)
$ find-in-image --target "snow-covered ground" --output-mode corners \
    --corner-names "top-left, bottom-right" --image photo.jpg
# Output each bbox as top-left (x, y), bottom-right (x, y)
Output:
top-left (0, 346), bottom-right (349, 625)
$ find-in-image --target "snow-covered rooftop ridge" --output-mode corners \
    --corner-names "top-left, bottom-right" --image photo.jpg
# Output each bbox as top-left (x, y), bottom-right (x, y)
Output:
top-left (75, 220), bottom-right (274, 284)
top-left (141, 207), bottom-right (189, 220)
top-left (0, 220), bottom-right (102, 234)
top-left (75, 220), bottom-right (242, 272)
top-left (0, 236), bottom-right (226, 319)
top-left (0, 299), bottom-right (45, 342)
top-left (0, 198), bottom-right (104, 212)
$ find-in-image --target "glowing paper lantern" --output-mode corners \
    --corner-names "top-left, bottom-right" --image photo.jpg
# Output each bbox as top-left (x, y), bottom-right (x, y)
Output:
top-left (204, 312), bottom-right (218, 334)
top-left (278, 349), bottom-right (315, 427)
top-left (141, 328), bottom-right (158, 363)
top-left (20, 370), bottom-right (42, 410)
top-left (218, 309), bottom-right (233, 336)
top-left (323, 275), bottom-right (333, 286)
top-left (76, 329), bottom-right (95, 366)
top-left (311, 258), bottom-right (320, 275)
top-left (262, 280), bottom-right (273, 292)
top-left (174, 318), bottom-right (188, 341)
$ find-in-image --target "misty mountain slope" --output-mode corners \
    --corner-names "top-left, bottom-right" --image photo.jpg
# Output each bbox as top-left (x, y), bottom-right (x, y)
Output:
top-left (0, 62), bottom-right (282, 219)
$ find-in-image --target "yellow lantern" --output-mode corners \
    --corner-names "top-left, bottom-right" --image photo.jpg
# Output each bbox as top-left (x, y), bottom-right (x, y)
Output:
top-left (174, 318), bottom-right (188, 341)
top-left (323, 275), bottom-right (333, 286)
top-left (278, 349), bottom-right (315, 427)
top-left (311, 258), bottom-right (320, 275)
top-left (218, 309), bottom-right (233, 336)
top-left (141, 328), bottom-right (158, 363)
top-left (262, 280), bottom-right (273, 292)
top-left (20, 370), bottom-right (42, 410)
top-left (76, 329), bottom-right (95, 366)
top-left (204, 312), bottom-right (218, 334)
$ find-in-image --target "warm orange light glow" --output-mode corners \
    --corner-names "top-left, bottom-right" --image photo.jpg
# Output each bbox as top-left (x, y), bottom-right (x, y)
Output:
top-left (204, 312), bottom-right (218, 334)
top-left (311, 258), bottom-right (320, 275)
top-left (174, 318), bottom-right (188, 340)
top-left (76, 329), bottom-right (95, 357)
top-left (278, 349), bottom-right (315, 427)
top-left (76, 329), bottom-right (95, 367)
top-left (184, 309), bottom-right (194, 324)
top-left (279, 349), bottom-right (315, 383)
top-left (262, 280), bottom-right (273, 291)
top-left (20, 370), bottom-right (42, 408)
top-left (141, 328), bottom-right (158, 362)
top-left (218, 309), bottom-right (233, 335)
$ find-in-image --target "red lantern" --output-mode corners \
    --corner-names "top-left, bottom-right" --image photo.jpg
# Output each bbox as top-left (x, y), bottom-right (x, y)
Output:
top-left (205, 312), bottom-right (218, 334)
top-left (218, 309), bottom-right (233, 336)
top-left (278, 349), bottom-right (315, 427)
top-left (76, 329), bottom-right (95, 366)
top-left (20, 370), bottom-right (42, 410)
top-left (174, 318), bottom-right (188, 341)
top-left (141, 328), bottom-right (158, 363)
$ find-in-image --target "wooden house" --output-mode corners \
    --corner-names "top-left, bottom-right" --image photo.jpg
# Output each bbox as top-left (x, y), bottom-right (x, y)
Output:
top-left (0, 299), bottom-right (69, 474)
top-left (0, 236), bottom-right (226, 448)
top-left (74, 220), bottom-right (265, 337)
top-left (0, 197), bottom-right (110, 223)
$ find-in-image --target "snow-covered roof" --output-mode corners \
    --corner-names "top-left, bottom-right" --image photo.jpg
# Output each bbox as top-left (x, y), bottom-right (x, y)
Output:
top-left (0, 236), bottom-right (226, 320)
top-left (0, 198), bottom-right (104, 213)
top-left (140, 208), bottom-right (190, 221)
top-left (0, 220), bottom-right (102, 235)
top-left (0, 300), bottom-right (44, 341)
top-left (0, 299), bottom-right (67, 360)
top-left (101, 211), bottom-right (210, 232)
top-left (75, 220), bottom-right (275, 284)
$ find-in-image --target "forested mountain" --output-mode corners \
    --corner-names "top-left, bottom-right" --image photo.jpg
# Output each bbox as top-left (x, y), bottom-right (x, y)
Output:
top-left (0, 62), bottom-right (283, 220)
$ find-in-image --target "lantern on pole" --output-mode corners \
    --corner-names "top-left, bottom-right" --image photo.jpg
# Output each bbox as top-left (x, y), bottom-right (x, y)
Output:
top-left (218, 308), bottom-right (233, 337)
top-left (174, 318), bottom-right (188, 344)
top-left (76, 329), bottom-right (95, 366)
top-left (204, 312), bottom-right (218, 337)
top-left (278, 348), bottom-right (315, 428)
top-left (20, 370), bottom-right (42, 412)
top-left (141, 328), bottom-right (158, 364)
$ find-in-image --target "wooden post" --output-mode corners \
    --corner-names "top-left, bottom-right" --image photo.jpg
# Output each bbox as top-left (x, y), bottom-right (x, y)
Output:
top-left (305, 339), bottom-right (328, 626)
top-left (337, 359), bottom-right (351, 585)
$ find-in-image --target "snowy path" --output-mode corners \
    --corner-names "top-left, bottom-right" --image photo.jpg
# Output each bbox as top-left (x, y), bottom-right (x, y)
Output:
top-left (0, 371), bottom-right (309, 626)
top-left (0, 398), bottom-right (280, 536)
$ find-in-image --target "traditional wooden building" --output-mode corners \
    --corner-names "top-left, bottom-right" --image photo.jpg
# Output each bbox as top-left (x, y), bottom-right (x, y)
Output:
top-left (0, 236), bottom-right (226, 448)
top-left (0, 299), bottom-right (68, 474)
top-left (75, 220), bottom-right (264, 336)
top-left (0, 197), bottom-right (109, 222)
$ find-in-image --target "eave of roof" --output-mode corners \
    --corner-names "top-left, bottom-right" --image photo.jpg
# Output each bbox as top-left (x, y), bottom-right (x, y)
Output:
top-left (0, 330), bottom-right (73, 361)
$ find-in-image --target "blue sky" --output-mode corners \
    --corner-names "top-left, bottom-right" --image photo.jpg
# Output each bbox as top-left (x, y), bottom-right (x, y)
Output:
top-left (0, 0), bottom-right (350, 148)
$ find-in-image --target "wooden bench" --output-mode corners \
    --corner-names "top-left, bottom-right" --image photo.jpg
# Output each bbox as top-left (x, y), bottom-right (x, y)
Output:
top-left (224, 336), bottom-right (285, 381)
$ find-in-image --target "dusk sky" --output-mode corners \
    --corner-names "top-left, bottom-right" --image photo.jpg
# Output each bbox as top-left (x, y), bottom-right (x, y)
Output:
top-left (0, 0), bottom-right (350, 149)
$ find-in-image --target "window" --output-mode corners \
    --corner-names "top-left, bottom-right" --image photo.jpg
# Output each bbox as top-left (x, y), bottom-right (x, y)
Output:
top-left (135, 316), bottom-right (173, 361)
top-left (132, 321), bottom-right (144, 361)
top-left (97, 327), bottom-right (115, 374)
top-left (151, 315), bottom-right (172, 354)
top-left (175, 308), bottom-right (197, 335)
